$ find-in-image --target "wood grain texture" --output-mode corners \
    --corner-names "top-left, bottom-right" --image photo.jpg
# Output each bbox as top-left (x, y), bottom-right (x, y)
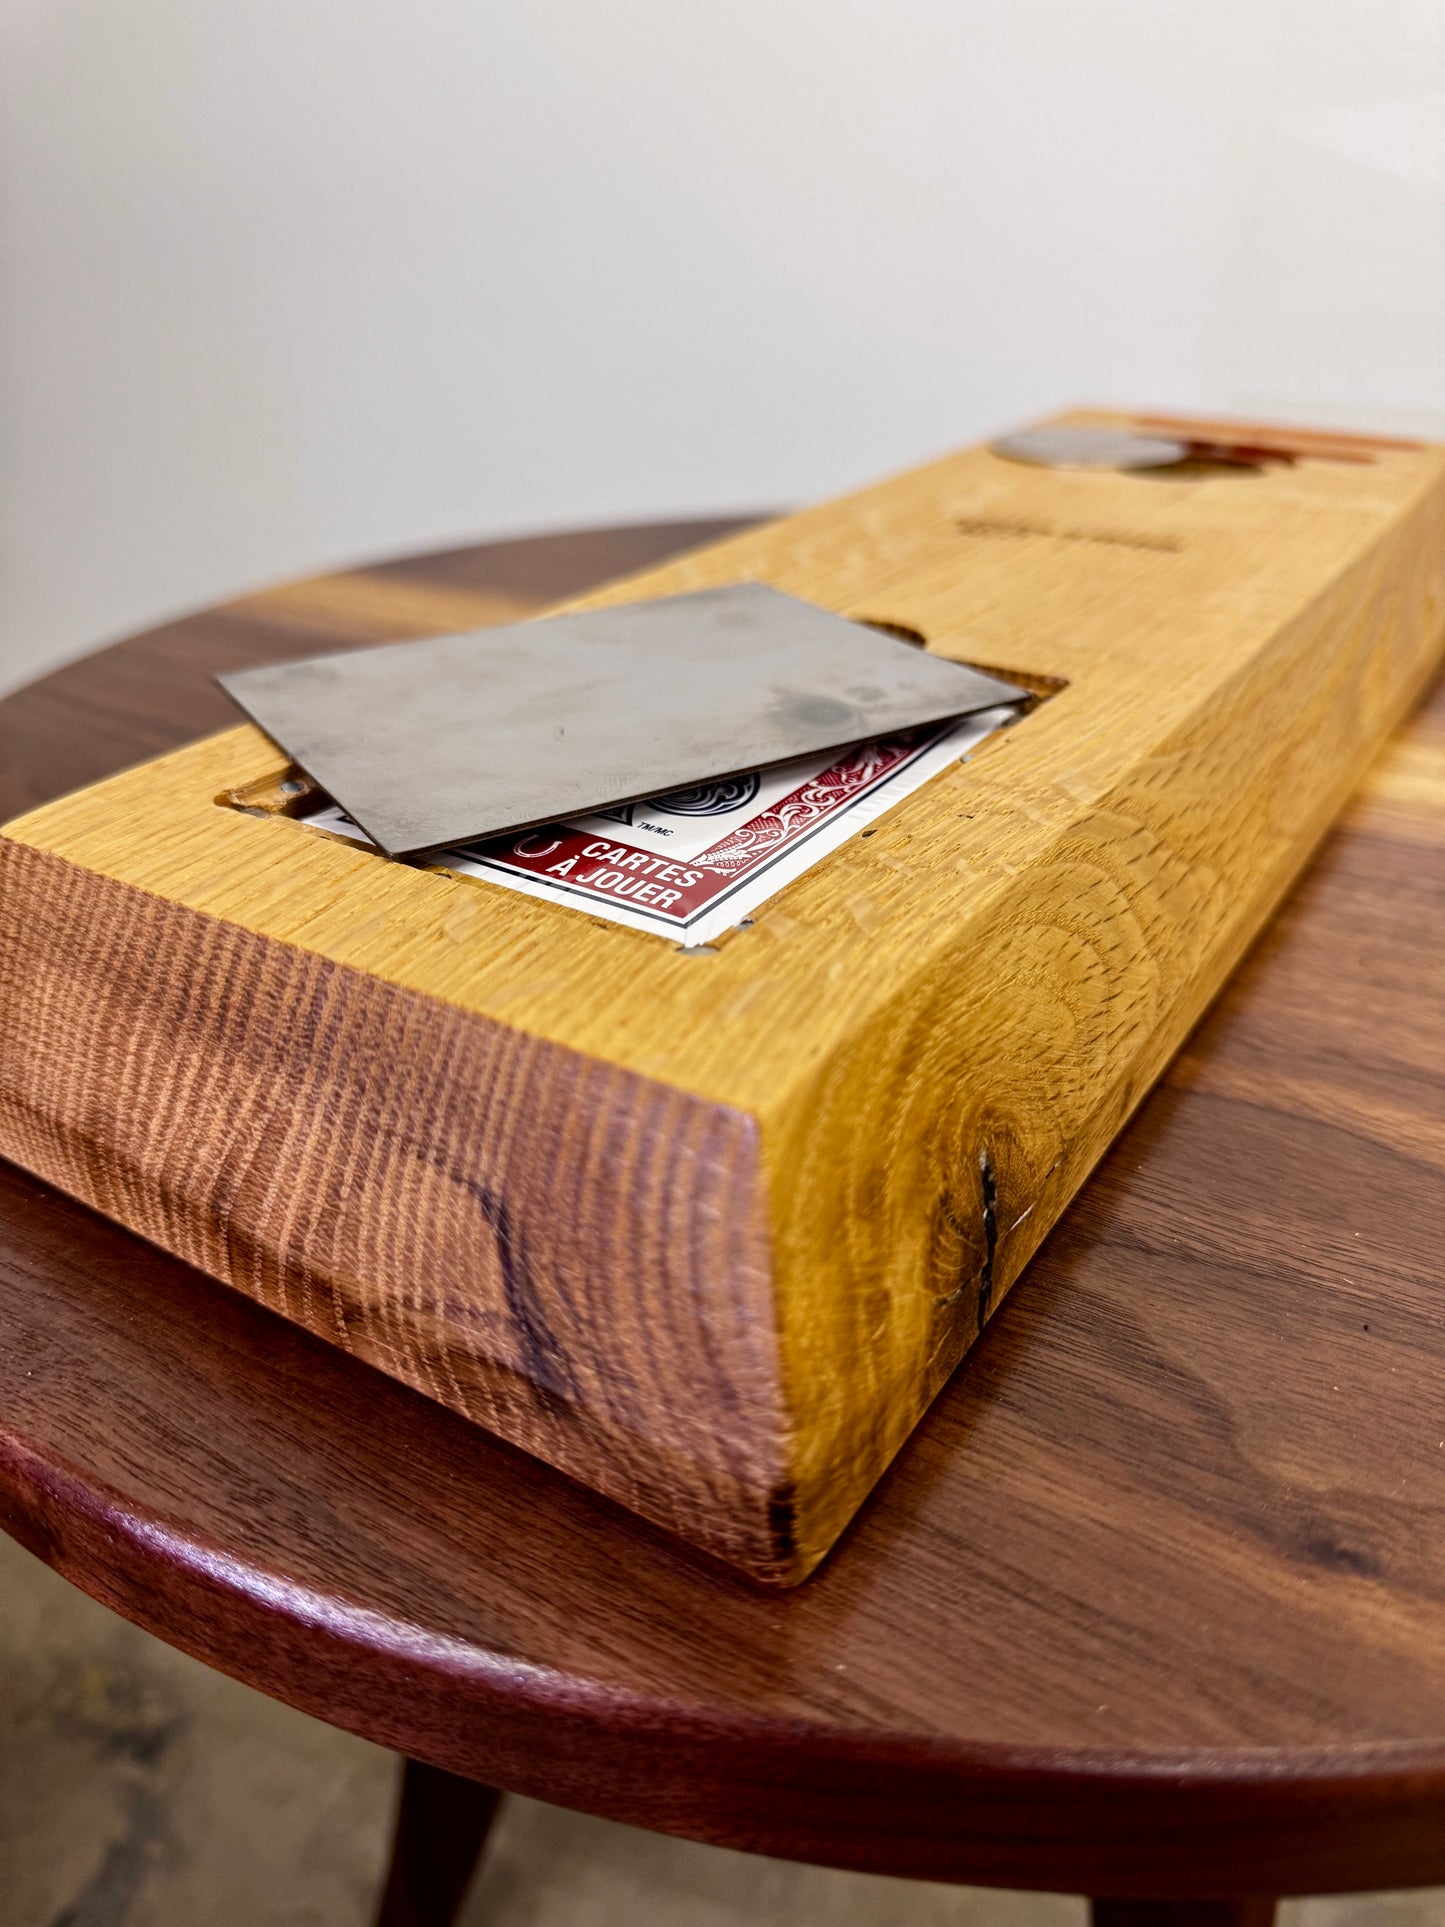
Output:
top-left (2, 423), bottom-right (1444, 1581)
top-left (0, 522), bottom-right (1443, 1897)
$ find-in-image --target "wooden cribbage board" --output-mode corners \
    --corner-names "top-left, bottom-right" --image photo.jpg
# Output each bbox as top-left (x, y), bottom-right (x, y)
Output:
top-left (2, 410), bottom-right (1442, 1585)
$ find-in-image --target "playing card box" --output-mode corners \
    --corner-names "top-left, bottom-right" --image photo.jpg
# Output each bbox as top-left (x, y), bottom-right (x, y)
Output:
top-left (2, 410), bottom-right (1442, 1583)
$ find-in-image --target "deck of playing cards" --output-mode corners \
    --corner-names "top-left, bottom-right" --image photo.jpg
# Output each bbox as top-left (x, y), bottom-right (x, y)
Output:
top-left (301, 703), bottom-right (1020, 945)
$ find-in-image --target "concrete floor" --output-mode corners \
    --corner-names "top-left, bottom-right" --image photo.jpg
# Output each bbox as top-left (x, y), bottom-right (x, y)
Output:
top-left (1, 1533), bottom-right (1441, 1927)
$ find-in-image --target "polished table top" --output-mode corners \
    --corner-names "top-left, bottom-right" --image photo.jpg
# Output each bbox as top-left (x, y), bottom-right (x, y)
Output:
top-left (1, 521), bottom-right (1442, 1901)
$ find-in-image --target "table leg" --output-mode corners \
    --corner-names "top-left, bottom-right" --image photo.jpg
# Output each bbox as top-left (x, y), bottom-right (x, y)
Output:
top-left (373, 1756), bottom-right (503, 1927)
top-left (1091, 1903), bottom-right (1277, 1927)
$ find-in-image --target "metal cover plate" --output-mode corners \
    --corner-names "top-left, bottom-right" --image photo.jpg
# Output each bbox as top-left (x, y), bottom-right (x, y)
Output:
top-left (219, 583), bottom-right (1024, 856)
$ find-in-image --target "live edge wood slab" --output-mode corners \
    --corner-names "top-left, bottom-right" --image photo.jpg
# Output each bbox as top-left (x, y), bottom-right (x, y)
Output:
top-left (2, 412), bottom-right (1443, 1584)
top-left (2, 513), bottom-right (1445, 1906)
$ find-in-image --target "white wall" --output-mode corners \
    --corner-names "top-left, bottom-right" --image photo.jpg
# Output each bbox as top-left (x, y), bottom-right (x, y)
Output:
top-left (3, 0), bottom-right (1443, 695)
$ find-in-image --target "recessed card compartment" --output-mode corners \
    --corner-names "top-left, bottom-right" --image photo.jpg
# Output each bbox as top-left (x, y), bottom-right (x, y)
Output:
top-left (215, 642), bottom-right (1063, 947)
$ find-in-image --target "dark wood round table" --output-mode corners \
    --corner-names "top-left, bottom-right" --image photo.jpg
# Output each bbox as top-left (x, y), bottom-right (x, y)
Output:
top-left (3, 521), bottom-right (1443, 1927)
